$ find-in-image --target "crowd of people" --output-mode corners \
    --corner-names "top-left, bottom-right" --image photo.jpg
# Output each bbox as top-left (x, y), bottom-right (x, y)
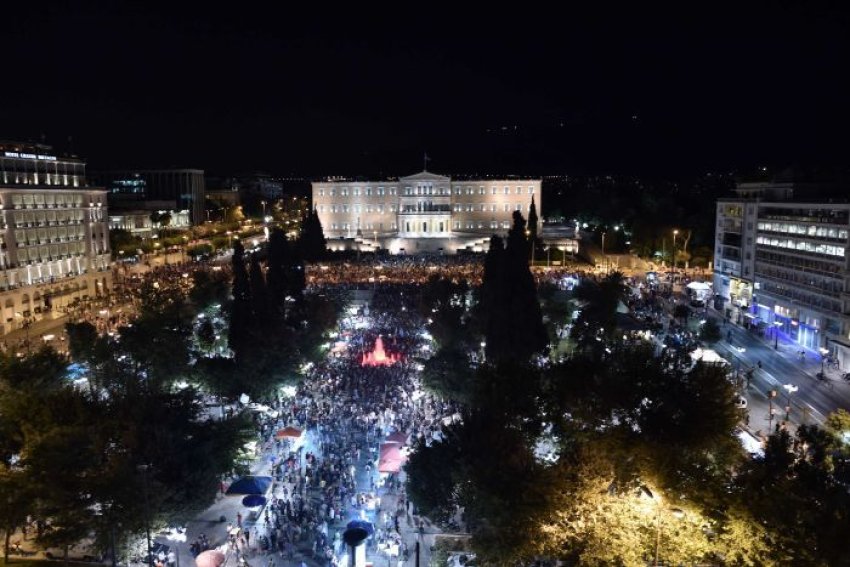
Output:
top-left (216, 284), bottom-right (459, 567)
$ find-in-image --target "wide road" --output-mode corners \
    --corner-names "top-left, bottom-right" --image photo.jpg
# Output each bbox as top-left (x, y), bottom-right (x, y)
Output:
top-left (710, 317), bottom-right (850, 425)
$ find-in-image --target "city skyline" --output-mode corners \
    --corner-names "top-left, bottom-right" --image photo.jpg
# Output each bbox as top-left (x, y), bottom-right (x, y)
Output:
top-left (3, 6), bottom-right (850, 177)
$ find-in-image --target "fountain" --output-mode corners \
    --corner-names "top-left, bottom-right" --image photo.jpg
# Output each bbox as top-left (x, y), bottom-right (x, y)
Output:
top-left (361, 335), bottom-right (399, 367)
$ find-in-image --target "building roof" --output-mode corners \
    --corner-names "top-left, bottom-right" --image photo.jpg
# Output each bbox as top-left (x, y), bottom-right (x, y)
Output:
top-left (398, 171), bottom-right (451, 182)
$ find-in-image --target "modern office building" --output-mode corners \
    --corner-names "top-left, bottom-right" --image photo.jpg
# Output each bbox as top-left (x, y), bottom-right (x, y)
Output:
top-left (714, 182), bottom-right (850, 367)
top-left (94, 169), bottom-right (205, 225)
top-left (312, 171), bottom-right (541, 253)
top-left (0, 141), bottom-right (111, 334)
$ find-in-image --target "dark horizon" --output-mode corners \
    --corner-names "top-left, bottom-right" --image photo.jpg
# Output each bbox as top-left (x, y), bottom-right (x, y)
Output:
top-left (4, 6), bottom-right (850, 179)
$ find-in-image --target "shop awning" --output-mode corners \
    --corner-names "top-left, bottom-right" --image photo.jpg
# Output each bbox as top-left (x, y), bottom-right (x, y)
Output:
top-left (378, 443), bottom-right (406, 473)
top-left (225, 475), bottom-right (272, 495)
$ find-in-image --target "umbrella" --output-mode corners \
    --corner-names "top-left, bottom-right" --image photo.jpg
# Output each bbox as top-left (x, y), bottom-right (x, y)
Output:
top-left (385, 431), bottom-right (407, 445)
top-left (225, 475), bottom-right (272, 495)
top-left (378, 443), bottom-right (406, 474)
top-left (276, 426), bottom-right (303, 439)
top-left (346, 519), bottom-right (374, 537)
top-left (242, 494), bottom-right (267, 507)
top-left (195, 550), bottom-right (225, 567)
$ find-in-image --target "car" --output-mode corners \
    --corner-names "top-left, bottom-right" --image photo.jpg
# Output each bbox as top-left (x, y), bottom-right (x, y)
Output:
top-left (43, 541), bottom-right (104, 562)
top-left (447, 553), bottom-right (477, 567)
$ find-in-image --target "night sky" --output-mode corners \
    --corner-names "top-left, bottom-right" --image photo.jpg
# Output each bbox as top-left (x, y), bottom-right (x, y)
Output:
top-left (4, 5), bottom-right (850, 177)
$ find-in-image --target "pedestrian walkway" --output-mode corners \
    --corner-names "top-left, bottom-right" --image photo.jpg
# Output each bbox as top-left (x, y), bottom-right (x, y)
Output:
top-left (163, 289), bottom-right (451, 567)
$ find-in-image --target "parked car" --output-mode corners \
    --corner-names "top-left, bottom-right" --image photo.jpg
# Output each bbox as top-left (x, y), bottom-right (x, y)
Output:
top-left (43, 541), bottom-right (104, 562)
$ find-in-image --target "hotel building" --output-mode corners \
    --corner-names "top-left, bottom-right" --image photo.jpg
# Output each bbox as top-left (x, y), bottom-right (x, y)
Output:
top-left (0, 141), bottom-right (111, 335)
top-left (714, 182), bottom-right (850, 367)
top-left (312, 171), bottom-right (541, 253)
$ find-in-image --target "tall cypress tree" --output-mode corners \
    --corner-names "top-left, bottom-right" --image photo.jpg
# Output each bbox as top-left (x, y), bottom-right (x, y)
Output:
top-left (228, 239), bottom-right (252, 360)
top-left (266, 228), bottom-right (289, 316)
top-left (249, 254), bottom-right (271, 329)
top-left (483, 212), bottom-right (548, 362)
top-left (300, 208), bottom-right (327, 262)
top-left (527, 195), bottom-right (539, 258)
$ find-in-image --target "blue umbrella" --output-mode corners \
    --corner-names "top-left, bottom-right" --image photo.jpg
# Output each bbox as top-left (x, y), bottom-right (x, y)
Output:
top-left (242, 495), bottom-right (267, 508)
top-left (346, 519), bottom-right (374, 537)
top-left (225, 476), bottom-right (272, 495)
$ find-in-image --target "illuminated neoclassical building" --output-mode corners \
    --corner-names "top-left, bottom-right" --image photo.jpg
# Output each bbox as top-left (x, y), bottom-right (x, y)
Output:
top-left (0, 141), bottom-right (111, 334)
top-left (312, 171), bottom-right (541, 253)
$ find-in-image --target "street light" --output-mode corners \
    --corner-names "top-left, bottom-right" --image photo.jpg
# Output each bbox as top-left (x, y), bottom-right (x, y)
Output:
top-left (544, 245), bottom-right (550, 268)
top-left (672, 229), bottom-right (679, 278)
top-left (137, 464), bottom-right (154, 567)
top-left (14, 312), bottom-right (33, 353)
top-left (261, 200), bottom-right (267, 219)
top-left (558, 245), bottom-right (566, 266)
top-left (773, 321), bottom-right (783, 350)
top-left (783, 383), bottom-right (798, 421)
top-left (642, 487), bottom-right (685, 567)
top-left (819, 347), bottom-right (830, 375)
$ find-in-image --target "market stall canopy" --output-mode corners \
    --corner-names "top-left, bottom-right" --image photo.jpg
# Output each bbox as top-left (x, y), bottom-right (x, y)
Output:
top-left (686, 281), bottom-right (712, 291)
top-left (225, 475), bottom-right (272, 495)
top-left (195, 550), bottom-right (225, 567)
top-left (241, 494), bottom-right (267, 508)
top-left (346, 519), bottom-right (375, 537)
top-left (276, 426), bottom-right (303, 439)
top-left (378, 442), bottom-right (406, 473)
top-left (385, 431), bottom-right (407, 445)
top-left (690, 348), bottom-right (728, 365)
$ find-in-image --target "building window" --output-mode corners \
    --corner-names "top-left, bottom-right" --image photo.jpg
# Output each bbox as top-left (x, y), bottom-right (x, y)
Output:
top-left (504, 187), bottom-right (509, 194)
top-left (528, 186), bottom-right (535, 194)
top-left (516, 204), bottom-right (522, 211)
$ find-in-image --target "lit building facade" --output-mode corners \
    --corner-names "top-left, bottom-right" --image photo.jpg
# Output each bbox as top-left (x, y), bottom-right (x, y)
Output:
top-left (714, 182), bottom-right (850, 366)
top-left (94, 169), bottom-right (205, 225)
top-left (312, 171), bottom-right (541, 253)
top-left (0, 141), bottom-right (111, 334)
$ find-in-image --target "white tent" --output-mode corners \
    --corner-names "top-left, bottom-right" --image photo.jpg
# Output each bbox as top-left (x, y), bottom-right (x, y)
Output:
top-left (686, 281), bottom-right (712, 291)
top-left (690, 348), bottom-right (728, 365)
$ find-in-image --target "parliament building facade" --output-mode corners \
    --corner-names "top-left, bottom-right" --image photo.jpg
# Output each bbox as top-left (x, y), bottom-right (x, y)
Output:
top-left (312, 171), bottom-right (541, 253)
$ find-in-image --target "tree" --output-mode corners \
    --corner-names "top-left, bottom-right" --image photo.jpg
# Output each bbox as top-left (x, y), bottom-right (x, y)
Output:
top-left (266, 228), bottom-right (290, 316)
top-left (249, 255), bottom-right (272, 329)
top-left (189, 269), bottom-right (230, 310)
top-left (228, 239), bottom-right (252, 360)
top-left (420, 348), bottom-right (474, 403)
top-left (66, 321), bottom-right (99, 362)
top-left (527, 195), bottom-right (540, 258)
top-left (700, 318), bottom-right (722, 343)
top-left (419, 275), bottom-right (470, 349)
top-left (570, 271), bottom-right (629, 349)
top-left (408, 343), bottom-right (753, 564)
top-left (480, 213), bottom-right (548, 362)
top-left (673, 303), bottom-right (690, 324)
top-left (196, 319), bottom-right (216, 355)
top-left (299, 208), bottom-right (327, 261)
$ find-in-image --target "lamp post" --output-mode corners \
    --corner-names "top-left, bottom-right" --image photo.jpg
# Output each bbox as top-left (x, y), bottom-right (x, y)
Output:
top-left (137, 464), bottom-right (154, 567)
top-left (226, 231), bottom-right (233, 249)
top-left (545, 245), bottom-right (551, 267)
top-left (819, 347), bottom-right (830, 375)
top-left (261, 200), bottom-right (267, 220)
top-left (14, 312), bottom-right (33, 353)
top-left (558, 245), bottom-right (565, 266)
top-left (774, 321), bottom-right (783, 350)
top-left (672, 229), bottom-right (679, 282)
top-left (783, 384), bottom-right (798, 421)
top-left (181, 236), bottom-right (188, 264)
